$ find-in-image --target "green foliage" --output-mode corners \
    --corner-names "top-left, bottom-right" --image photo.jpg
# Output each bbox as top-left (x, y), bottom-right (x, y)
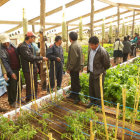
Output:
top-left (104, 63), bottom-right (139, 108)
top-left (105, 47), bottom-right (113, 58)
top-left (82, 45), bottom-right (88, 66)
top-left (0, 116), bottom-right (37, 140)
top-left (79, 57), bottom-right (140, 120)
top-left (62, 108), bottom-right (115, 139)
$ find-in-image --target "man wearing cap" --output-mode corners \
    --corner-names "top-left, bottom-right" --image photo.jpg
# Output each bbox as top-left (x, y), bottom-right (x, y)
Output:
top-left (18, 32), bottom-right (48, 103)
top-left (0, 33), bottom-right (20, 108)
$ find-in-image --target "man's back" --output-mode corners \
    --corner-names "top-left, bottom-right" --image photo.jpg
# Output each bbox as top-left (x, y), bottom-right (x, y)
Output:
top-left (67, 41), bottom-right (83, 72)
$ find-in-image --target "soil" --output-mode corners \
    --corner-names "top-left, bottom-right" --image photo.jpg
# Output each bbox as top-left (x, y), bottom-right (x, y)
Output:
top-left (27, 99), bottom-right (140, 140)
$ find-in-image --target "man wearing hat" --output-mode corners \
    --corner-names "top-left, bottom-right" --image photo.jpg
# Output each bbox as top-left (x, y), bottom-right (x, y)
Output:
top-left (18, 31), bottom-right (48, 103)
top-left (0, 33), bottom-right (20, 108)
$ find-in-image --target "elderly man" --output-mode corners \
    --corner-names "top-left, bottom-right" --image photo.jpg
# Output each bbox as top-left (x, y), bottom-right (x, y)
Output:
top-left (0, 33), bottom-right (20, 108)
top-left (67, 32), bottom-right (83, 104)
top-left (18, 32), bottom-right (48, 103)
top-left (87, 36), bottom-right (110, 108)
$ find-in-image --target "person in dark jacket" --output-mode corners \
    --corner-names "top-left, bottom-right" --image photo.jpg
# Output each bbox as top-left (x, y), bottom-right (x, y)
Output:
top-left (0, 33), bottom-right (20, 108)
top-left (87, 36), bottom-right (110, 108)
top-left (18, 32), bottom-right (48, 103)
top-left (66, 32), bottom-right (84, 104)
top-left (123, 36), bottom-right (131, 62)
top-left (46, 36), bottom-right (64, 90)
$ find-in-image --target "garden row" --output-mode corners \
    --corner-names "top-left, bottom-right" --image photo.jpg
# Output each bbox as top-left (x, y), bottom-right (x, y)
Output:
top-left (80, 57), bottom-right (140, 120)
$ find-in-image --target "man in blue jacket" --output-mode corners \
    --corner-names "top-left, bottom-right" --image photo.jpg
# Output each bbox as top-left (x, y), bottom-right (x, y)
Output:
top-left (0, 34), bottom-right (20, 108)
top-left (47, 36), bottom-right (64, 90)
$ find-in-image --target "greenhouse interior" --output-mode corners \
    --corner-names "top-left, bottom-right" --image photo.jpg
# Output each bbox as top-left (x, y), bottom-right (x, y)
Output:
top-left (0, 0), bottom-right (140, 139)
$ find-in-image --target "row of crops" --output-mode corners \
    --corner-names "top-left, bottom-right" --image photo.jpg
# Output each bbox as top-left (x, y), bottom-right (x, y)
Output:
top-left (0, 107), bottom-right (115, 140)
top-left (0, 49), bottom-right (140, 140)
top-left (80, 57), bottom-right (140, 120)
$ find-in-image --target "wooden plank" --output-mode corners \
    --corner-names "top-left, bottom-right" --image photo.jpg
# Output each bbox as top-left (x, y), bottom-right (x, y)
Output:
top-left (0, 21), bottom-right (22, 24)
top-left (32, 25), bottom-right (35, 33)
top-left (57, 10), bottom-right (131, 34)
top-left (87, 10), bottom-right (130, 25)
top-left (118, 3), bottom-right (140, 9)
top-left (98, 0), bottom-right (117, 7)
top-left (44, 5), bottom-right (113, 33)
top-left (98, 0), bottom-right (135, 11)
top-left (5, 0), bottom-right (84, 33)
top-left (117, 4), bottom-right (120, 38)
top-left (132, 10), bottom-right (135, 36)
top-left (0, 0), bottom-right (9, 7)
top-left (40, 0), bottom-right (46, 88)
top-left (90, 0), bottom-right (94, 36)
top-left (29, 0), bottom-right (84, 23)
top-left (0, 20), bottom-right (88, 27)
top-left (5, 24), bottom-right (22, 33)
top-left (58, 13), bottom-right (140, 34)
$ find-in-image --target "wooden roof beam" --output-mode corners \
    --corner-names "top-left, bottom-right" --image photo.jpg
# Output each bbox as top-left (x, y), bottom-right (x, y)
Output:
top-left (5, 0), bottom-right (84, 33)
top-left (98, 0), bottom-right (135, 11)
top-left (43, 5), bottom-right (113, 33)
top-left (118, 3), bottom-right (140, 9)
top-left (0, 0), bottom-right (9, 7)
top-left (57, 10), bottom-right (131, 34)
top-left (58, 12), bottom-right (139, 34)
top-left (29, 0), bottom-right (84, 23)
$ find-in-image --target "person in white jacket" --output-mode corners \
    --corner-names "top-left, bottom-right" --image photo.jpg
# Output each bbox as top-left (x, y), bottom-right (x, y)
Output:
top-left (113, 38), bottom-right (124, 64)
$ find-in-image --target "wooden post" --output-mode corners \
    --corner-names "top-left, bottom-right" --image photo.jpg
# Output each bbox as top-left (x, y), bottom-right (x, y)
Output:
top-left (54, 61), bottom-right (57, 101)
top-left (90, 0), bottom-right (94, 37)
top-left (48, 133), bottom-right (52, 140)
top-left (19, 71), bottom-right (22, 116)
top-left (100, 74), bottom-right (109, 140)
top-left (132, 10), bottom-right (135, 36)
top-left (45, 61), bottom-right (52, 99)
top-left (117, 4), bottom-right (120, 38)
top-left (131, 76), bottom-right (140, 138)
top-left (40, 0), bottom-right (46, 89)
top-left (23, 8), bottom-right (28, 36)
top-left (90, 120), bottom-right (94, 140)
top-left (115, 103), bottom-right (120, 140)
top-left (66, 25), bottom-right (69, 52)
top-left (32, 25), bottom-right (35, 33)
top-left (122, 88), bottom-right (126, 140)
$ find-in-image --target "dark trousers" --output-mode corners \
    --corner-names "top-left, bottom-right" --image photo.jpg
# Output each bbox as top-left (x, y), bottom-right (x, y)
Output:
top-left (24, 72), bottom-right (37, 102)
top-left (70, 71), bottom-right (81, 100)
top-left (49, 62), bottom-right (63, 89)
top-left (7, 70), bottom-right (19, 105)
top-left (131, 45), bottom-right (136, 57)
top-left (123, 53), bottom-right (128, 62)
top-left (89, 73), bottom-right (105, 106)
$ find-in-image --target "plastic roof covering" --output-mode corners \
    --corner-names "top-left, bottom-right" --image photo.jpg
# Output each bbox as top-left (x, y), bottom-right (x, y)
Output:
top-left (0, 0), bottom-right (140, 34)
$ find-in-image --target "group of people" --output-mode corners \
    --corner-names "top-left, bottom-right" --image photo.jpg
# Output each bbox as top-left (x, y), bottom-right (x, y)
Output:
top-left (0, 30), bottom-right (111, 109)
top-left (0, 32), bottom-right (48, 108)
top-left (113, 33), bottom-right (140, 64)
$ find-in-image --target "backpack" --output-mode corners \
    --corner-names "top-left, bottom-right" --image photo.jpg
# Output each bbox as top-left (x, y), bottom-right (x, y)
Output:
top-left (137, 36), bottom-right (140, 46)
